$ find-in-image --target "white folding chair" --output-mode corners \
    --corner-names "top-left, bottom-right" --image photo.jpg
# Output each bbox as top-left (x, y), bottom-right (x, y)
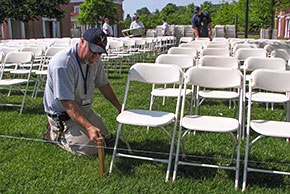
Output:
top-left (197, 56), bottom-right (240, 112)
top-left (0, 52), bottom-right (34, 114)
top-left (242, 69), bottom-right (290, 191)
top-left (173, 66), bottom-right (243, 190)
top-left (33, 47), bottom-right (65, 97)
top-left (150, 54), bottom-right (194, 112)
top-left (109, 63), bottom-right (183, 182)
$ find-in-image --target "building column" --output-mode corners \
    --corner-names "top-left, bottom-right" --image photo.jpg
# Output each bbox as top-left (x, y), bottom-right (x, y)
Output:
top-left (113, 24), bottom-right (117, 37)
top-left (21, 21), bottom-right (25, 39)
top-left (42, 20), bottom-right (46, 38)
top-left (8, 18), bottom-right (12, 39)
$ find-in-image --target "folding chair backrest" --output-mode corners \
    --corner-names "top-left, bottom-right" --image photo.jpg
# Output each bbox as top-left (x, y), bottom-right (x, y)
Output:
top-left (232, 43), bottom-right (257, 54)
top-left (108, 41), bottom-right (124, 49)
top-left (4, 51), bottom-right (34, 64)
top-left (168, 47), bottom-right (197, 59)
top-left (234, 48), bottom-right (267, 61)
top-left (205, 43), bottom-right (228, 49)
top-left (185, 66), bottom-right (242, 89)
top-left (21, 47), bottom-right (44, 57)
top-left (201, 48), bottom-right (230, 57)
top-left (244, 57), bottom-right (286, 71)
top-left (156, 54), bottom-right (194, 69)
top-left (271, 49), bottom-right (290, 62)
top-left (129, 63), bottom-right (183, 85)
top-left (199, 56), bottom-right (239, 69)
top-left (45, 47), bottom-right (65, 57)
top-left (180, 43), bottom-right (203, 53)
top-left (250, 69), bottom-right (290, 92)
top-left (0, 47), bottom-right (19, 55)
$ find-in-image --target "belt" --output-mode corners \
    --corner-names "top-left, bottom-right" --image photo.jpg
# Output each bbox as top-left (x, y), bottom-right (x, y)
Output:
top-left (47, 112), bottom-right (71, 121)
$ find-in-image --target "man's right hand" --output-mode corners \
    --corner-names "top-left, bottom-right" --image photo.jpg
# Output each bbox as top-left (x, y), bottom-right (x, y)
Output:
top-left (87, 126), bottom-right (103, 144)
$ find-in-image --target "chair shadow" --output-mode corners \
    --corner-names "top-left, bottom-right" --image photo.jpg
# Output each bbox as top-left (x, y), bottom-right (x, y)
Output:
top-left (240, 155), bottom-right (289, 189)
top-left (113, 139), bottom-right (172, 175)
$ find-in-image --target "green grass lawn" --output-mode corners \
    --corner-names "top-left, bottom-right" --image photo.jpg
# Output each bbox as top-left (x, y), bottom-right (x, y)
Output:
top-left (0, 57), bottom-right (290, 193)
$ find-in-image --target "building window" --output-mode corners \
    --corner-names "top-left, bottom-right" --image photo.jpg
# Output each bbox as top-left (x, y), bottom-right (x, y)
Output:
top-left (74, 6), bottom-right (80, 13)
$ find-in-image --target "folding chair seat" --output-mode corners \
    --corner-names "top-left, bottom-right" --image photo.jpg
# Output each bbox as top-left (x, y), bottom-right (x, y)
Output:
top-left (150, 54), bottom-right (194, 112)
top-left (0, 52), bottom-right (34, 114)
top-left (205, 43), bottom-right (228, 49)
top-left (173, 66), bottom-right (243, 189)
top-left (242, 69), bottom-right (290, 191)
top-left (109, 63), bottom-right (183, 181)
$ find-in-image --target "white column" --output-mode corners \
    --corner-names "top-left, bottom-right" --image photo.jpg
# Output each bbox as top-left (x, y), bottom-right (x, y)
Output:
top-left (42, 20), bottom-right (46, 38)
top-left (21, 21), bottom-right (25, 39)
top-left (57, 22), bottom-right (61, 38)
top-left (1, 24), bottom-right (4, 39)
top-left (113, 24), bottom-right (118, 37)
top-left (52, 21), bottom-right (56, 37)
top-left (8, 18), bottom-right (12, 39)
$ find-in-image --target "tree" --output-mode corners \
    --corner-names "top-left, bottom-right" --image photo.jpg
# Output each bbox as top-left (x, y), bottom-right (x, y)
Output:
top-left (0, 0), bottom-right (68, 23)
top-left (123, 14), bottom-right (132, 29)
top-left (77, 0), bottom-right (118, 27)
top-left (135, 7), bottom-right (151, 16)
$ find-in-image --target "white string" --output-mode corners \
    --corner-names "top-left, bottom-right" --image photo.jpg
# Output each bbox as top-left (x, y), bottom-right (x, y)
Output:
top-left (0, 134), bottom-right (290, 167)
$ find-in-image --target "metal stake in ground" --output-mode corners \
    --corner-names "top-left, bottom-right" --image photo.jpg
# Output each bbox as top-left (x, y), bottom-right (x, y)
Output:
top-left (97, 137), bottom-right (105, 176)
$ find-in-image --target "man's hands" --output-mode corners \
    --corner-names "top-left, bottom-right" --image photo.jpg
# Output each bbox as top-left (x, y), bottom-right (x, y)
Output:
top-left (87, 126), bottom-right (103, 144)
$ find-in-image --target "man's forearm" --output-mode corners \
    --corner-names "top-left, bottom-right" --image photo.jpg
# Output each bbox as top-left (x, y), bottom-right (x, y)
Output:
top-left (61, 100), bottom-right (103, 142)
top-left (99, 83), bottom-right (122, 112)
top-left (61, 100), bottom-right (92, 129)
top-left (193, 28), bottom-right (199, 38)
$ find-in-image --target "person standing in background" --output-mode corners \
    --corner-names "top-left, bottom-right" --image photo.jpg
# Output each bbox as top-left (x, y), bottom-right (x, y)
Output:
top-left (192, 6), bottom-right (212, 39)
top-left (103, 18), bottom-right (113, 37)
top-left (161, 18), bottom-right (171, 36)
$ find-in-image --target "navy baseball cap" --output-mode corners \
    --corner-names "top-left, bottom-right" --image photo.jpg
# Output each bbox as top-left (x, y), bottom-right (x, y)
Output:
top-left (83, 28), bottom-right (107, 54)
top-left (194, 6), bottom-right (200, 13)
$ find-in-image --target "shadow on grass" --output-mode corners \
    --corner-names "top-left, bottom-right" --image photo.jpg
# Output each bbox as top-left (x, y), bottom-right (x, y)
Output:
top-left (112, 139), bottom-right (172, 175)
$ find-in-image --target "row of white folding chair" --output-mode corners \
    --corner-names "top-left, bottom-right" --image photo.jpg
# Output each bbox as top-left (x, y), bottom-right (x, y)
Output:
top-left (0, 52), bottom-right (35, 114)
top-left (109, 63), bottom-right (243, 188)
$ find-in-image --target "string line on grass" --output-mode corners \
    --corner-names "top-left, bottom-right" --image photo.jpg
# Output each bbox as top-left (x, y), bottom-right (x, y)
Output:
top-left (0, 134), bottom-right (290, 168)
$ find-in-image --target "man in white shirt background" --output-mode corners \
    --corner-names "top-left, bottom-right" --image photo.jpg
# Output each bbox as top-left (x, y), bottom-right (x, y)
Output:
top-left (129, 16), bottom-right (145, 37)
top-left (102, 18), bottom-right (113, 37)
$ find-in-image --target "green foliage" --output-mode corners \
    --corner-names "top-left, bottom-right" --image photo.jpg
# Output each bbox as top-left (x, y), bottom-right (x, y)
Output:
top-left (135, 7), bottom-right (151, 16)
top-left (76, 0), bottom-right (118, 26)
top-left (0, 0), bottom-right (68, 23)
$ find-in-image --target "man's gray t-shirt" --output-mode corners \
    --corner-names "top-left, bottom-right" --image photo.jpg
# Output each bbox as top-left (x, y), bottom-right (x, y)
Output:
top-left (43, 44), bottom-right (108, 115)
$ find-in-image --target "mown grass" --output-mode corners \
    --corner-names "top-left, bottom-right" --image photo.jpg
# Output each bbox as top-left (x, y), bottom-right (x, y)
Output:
top-left (0, 57), bottom-right (290, 193)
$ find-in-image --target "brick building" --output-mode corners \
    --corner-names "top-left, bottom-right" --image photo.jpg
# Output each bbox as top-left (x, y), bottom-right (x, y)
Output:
top-left (275, 7), bottom-right (290, 39)
top-left (0, 0), bottom-right (124, 40)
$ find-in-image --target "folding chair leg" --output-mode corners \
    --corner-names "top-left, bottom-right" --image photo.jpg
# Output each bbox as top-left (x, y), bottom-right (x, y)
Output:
top-left (242, 129), bottom-right (250, 192)
top-left (19, 82), bottom-right (30, 114)
top-left (166, 122), bottom-right (178, 182)
top-left (147, 95), bottom-right (155, 132)
top-left (172, 125), bottom-right (184, 182)
top-left (109, 123), bottom-right (123, 174)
